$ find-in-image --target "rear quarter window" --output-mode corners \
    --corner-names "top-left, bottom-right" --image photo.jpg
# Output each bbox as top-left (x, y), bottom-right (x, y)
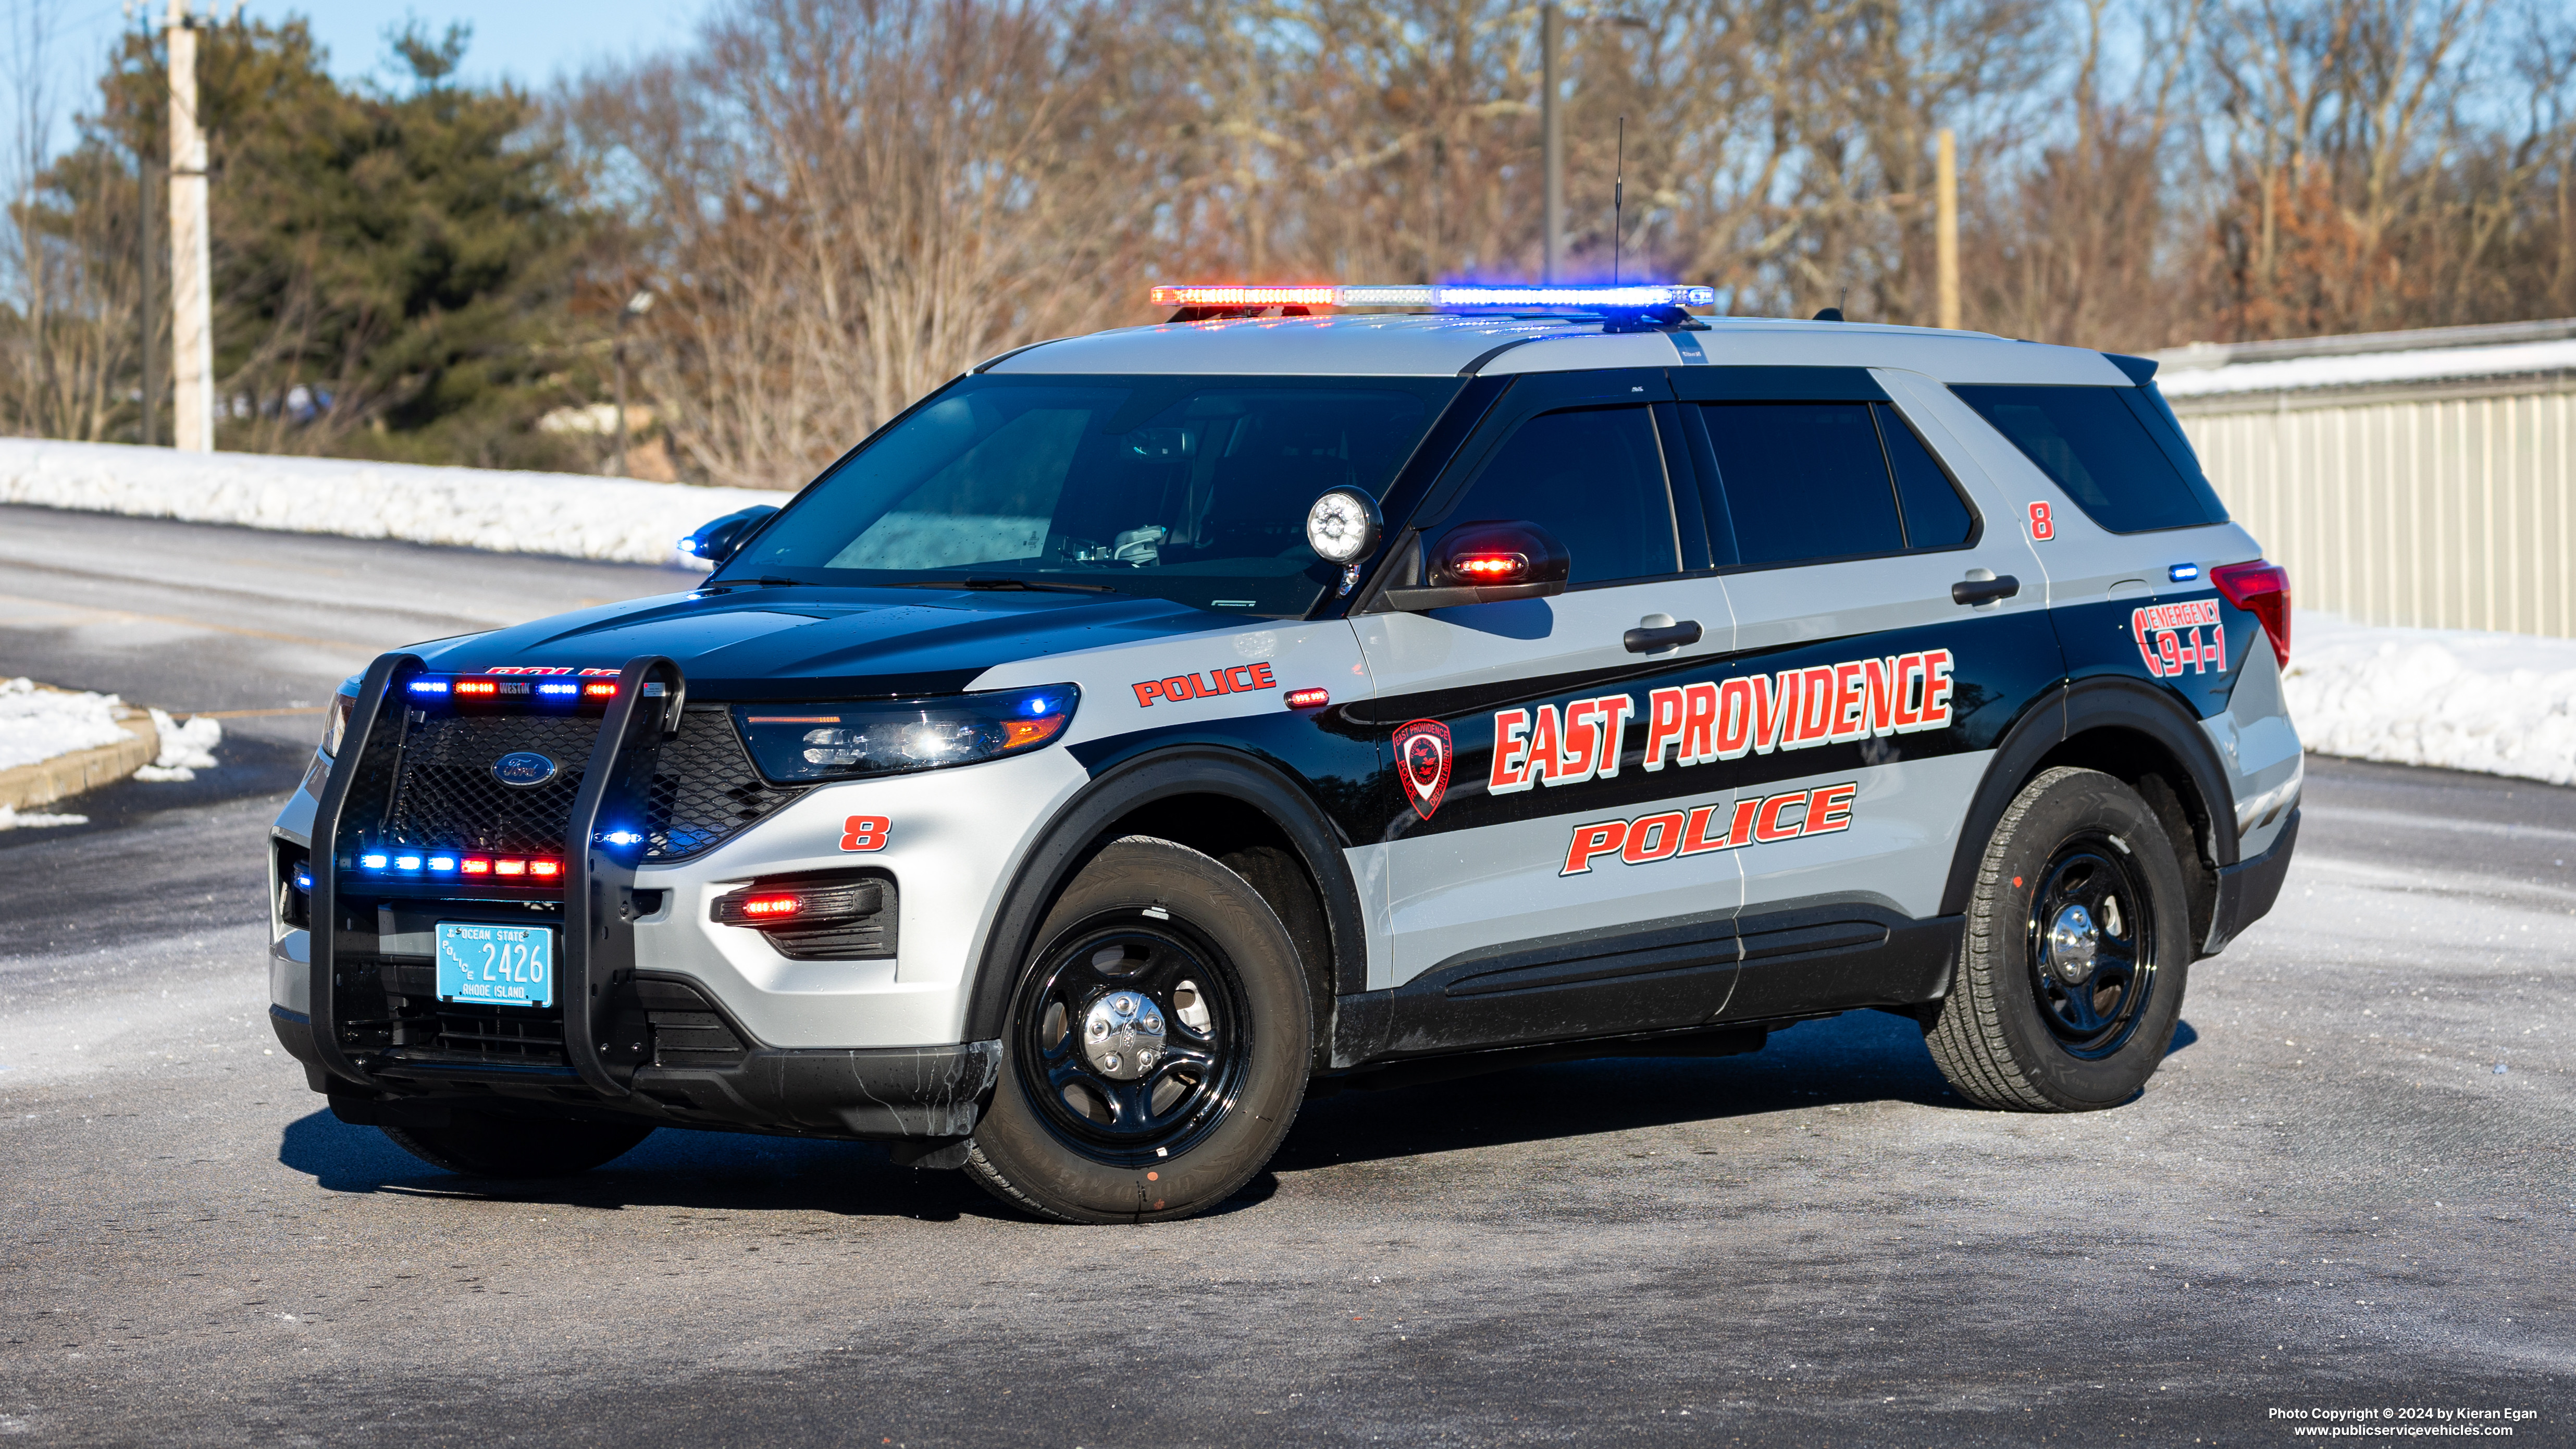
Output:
top-left (1950, 384), bottom-right (2228, 534)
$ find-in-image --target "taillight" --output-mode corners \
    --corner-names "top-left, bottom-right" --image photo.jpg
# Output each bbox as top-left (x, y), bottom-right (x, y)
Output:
top-left (2212, 559), bottom-right (2291, 667)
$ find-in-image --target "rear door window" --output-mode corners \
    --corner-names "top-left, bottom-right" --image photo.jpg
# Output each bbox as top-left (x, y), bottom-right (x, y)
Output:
top-left (1438, 406), bottom-right (1680, 585)
top-left (1950, 384), bottom-right (2229, 534)
top-left (1879, 405), bottom-right (1975, 547)
top-left (1694, 403), bottom-right (1901, 567)
top-left (1686, 402), bottom-right (1980, 568)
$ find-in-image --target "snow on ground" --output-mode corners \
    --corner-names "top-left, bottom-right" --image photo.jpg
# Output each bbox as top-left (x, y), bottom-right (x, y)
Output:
top-left (2285, 611), bottom-right (2576, 786)
top-left (0, 437), bottom-right (781, 566)
top-left (136, 710), bottom-right (224, 783)
top-left (0, 678), bottom-right (130, 773)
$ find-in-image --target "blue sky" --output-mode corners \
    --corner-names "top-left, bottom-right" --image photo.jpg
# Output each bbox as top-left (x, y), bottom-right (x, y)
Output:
top-left (21, 1), bottom-right (704, 157)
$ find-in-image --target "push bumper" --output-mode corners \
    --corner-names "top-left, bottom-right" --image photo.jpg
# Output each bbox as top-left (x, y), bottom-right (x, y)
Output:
top-left (2203, 807), bottom-right (2298, 955)
top-left (273, 997), bottom-right (1000, 1141)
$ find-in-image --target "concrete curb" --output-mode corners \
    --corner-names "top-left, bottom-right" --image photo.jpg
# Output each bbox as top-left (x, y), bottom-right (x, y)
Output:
top-left (0, 709), bottom-right (158, 811)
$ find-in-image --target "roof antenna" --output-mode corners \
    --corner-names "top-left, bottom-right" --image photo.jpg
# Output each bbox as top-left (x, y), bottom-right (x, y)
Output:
top-left (1613, 117), bottom-right (1626, 286)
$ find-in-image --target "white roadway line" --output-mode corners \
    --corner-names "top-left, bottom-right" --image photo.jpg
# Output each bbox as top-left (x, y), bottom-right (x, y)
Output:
top-left (2301, 803), bottom-right (2576, 848)
top-left (0, 589), bottom-right (365, 652)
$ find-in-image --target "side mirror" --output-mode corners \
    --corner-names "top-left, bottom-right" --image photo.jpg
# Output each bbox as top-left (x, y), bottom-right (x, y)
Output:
top-left (1379, 520), bottom-right (1571, 611)
top-left (679, 505), bottom-right (779, 567)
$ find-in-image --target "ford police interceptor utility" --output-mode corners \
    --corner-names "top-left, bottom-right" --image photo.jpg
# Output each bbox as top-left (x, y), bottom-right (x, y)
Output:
top-left (266, 281), bottom-right (2301, 1223)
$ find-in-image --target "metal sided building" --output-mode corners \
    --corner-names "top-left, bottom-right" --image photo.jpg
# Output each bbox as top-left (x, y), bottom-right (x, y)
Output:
top-left (2153, 318), bottom-right (2576, 639)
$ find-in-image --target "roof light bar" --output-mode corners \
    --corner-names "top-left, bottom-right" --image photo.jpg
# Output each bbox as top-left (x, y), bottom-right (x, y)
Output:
top-left (1150, 282), bottom-right (1716, 311)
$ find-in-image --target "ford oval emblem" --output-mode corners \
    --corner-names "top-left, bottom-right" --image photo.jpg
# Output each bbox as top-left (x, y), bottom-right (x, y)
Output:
top-left (491, 751), bottom-right (558, 788)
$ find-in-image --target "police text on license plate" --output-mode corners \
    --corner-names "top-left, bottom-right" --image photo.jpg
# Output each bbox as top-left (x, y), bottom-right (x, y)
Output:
top-left (435, 922), bottom-right (554, 1008)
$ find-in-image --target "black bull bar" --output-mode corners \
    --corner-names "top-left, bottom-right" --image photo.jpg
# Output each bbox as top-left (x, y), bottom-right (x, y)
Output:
top-left (298, 651), bottom-right (998, 1143)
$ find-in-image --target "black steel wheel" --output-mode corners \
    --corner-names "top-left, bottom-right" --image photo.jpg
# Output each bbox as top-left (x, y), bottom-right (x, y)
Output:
top-left (1015, 917), bottom-right (1252, 1163)
top-left (1924, 766), bottom-right (2192, 1111)
top-left (965, 836), bottom-right (1311, 1223)
top-left (2024, 834), bottom-right (2160, 1059)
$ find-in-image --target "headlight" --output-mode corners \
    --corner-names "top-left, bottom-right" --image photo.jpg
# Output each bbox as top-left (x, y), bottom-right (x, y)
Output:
top-left (320, 692), bottom-right (356, 757)
top-left (735, 684), bottom-right (1079, 783)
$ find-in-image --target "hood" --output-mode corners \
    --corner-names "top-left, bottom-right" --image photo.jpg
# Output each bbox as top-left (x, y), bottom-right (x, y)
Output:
top-left (414, 586), bottom-right (1237, 700)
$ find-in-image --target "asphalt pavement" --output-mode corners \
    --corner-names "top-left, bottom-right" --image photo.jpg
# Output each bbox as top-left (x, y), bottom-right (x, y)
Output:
top-left (0, 503), bottom-right (2567, 1446)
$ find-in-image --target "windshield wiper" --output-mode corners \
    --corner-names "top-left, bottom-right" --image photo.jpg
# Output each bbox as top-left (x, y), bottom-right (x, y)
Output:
top-left (704, 576), bottom-right (804, 590)
top-left (886, 577), bottom-right (1121, 596)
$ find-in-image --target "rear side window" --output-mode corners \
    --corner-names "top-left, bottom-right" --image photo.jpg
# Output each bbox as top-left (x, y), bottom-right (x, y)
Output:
top-left (1689, 402), bottom-right (1978, 567)
top-left (1442, 406), bottom-right (1679, 585)
top-left (1951, 385), bottom-right (2228, 534)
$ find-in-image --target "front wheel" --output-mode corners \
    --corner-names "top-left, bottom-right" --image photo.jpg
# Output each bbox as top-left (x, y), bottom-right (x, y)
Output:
top-left (1924, 766), bottom-right (2191, 1111)
top-left (964, 836), bottom-right (1312, 1223)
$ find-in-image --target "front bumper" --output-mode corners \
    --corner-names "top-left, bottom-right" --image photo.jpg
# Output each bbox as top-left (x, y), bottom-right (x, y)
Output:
top-left (272, 1000), bottom-right (999, 1140)
top-left (272, 652), bottom-right (1089, 1138)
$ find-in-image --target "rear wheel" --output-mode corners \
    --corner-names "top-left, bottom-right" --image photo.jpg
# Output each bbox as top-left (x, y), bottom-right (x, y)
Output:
top-left (964, 836), bottom-right (1311, 1223)
top-left (1924, 766), bottom-right (2190, 1111)
top-left (381, 1112), bottom-right (653, 1178)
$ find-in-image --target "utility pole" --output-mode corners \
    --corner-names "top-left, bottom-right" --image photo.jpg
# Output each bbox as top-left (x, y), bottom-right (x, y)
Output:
top-left (1936, 127), bottom-right (1960, 330)
top-left (1541, 2), bottom-right (1563, 282)
top-left (167, 0), bottom-right (214, 452)
top-left (613, 290), bottom-right (653, 476)
top-left (139, 156), bottom-right (160, 446)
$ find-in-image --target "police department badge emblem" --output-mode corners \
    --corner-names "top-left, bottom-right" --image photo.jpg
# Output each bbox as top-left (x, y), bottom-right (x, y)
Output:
top-left (1392, 720), bottom-right (1452, 821)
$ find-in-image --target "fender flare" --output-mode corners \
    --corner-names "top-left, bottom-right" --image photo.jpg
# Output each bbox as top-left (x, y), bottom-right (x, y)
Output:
top-left (1939, 676), bottom-right (2240, 918)
top-left (961, 746), bottom-right (1370, 1042)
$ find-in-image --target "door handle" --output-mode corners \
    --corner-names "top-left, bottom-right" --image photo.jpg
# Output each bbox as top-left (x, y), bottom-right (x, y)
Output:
top-left (1951, 574), bottom-right (2020, 606)
top-left (1624, 616), bottom-right (1704, 653)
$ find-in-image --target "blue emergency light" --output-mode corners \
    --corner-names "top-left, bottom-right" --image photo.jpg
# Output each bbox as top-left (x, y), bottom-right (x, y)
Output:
top-left (1148, 282), bottom-right (1717, 311)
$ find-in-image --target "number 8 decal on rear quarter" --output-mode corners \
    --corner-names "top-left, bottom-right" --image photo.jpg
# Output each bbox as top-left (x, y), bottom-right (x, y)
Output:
top-left (840, 815), bottom-right (889, 851)
top-left (2027, 501), bottom-right (2054, 540)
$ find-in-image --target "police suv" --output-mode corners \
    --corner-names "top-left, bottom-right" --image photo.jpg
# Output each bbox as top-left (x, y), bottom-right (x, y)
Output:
top-left (267, 282), bottom-right (2302, 1223)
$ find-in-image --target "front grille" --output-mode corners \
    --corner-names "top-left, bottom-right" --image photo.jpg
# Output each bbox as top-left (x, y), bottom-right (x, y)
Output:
top-left (360, 956), bottom-right (749, 1071)
top-left (373, 705), bottom-right (803, 863)
top-left (427, 1001), bottom-right (566, 1062)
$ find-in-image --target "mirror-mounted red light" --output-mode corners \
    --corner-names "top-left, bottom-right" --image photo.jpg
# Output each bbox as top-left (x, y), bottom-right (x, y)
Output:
top-left (1452, 552), bottom-right (1529, 582)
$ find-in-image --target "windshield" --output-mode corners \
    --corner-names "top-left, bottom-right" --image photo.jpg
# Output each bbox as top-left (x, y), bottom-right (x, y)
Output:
top-left (720, 374), bottom-right (1461, 616)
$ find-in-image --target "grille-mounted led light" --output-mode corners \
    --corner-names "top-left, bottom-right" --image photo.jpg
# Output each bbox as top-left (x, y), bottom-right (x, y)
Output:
top-left (712, 878), bottom-right (885, 930)
top-left (584, 682), bottom-right (618, 698)
top-left (537, 682), bottom-right (580, 696)
top-left (1150, 281), bottom-right (1717, 311)
top-left (462, 857), bottom-right (492, 875)
top-left (405, 679), bottom-right (449, 696)
top-left (454, 680), bottom-right (497, 697)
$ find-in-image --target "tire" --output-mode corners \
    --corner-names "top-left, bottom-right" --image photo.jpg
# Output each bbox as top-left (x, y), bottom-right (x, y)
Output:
top-left (381, 1112), bottom-right (654, 1178)
top-left (964, 836), bottom-right (1312, 1224)
top-left (1924, 766), bottom-right (2191, 1112)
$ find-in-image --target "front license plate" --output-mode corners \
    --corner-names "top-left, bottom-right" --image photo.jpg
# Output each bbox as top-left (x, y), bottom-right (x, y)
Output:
top-left (436, 922), bottom-right (555, 1008)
